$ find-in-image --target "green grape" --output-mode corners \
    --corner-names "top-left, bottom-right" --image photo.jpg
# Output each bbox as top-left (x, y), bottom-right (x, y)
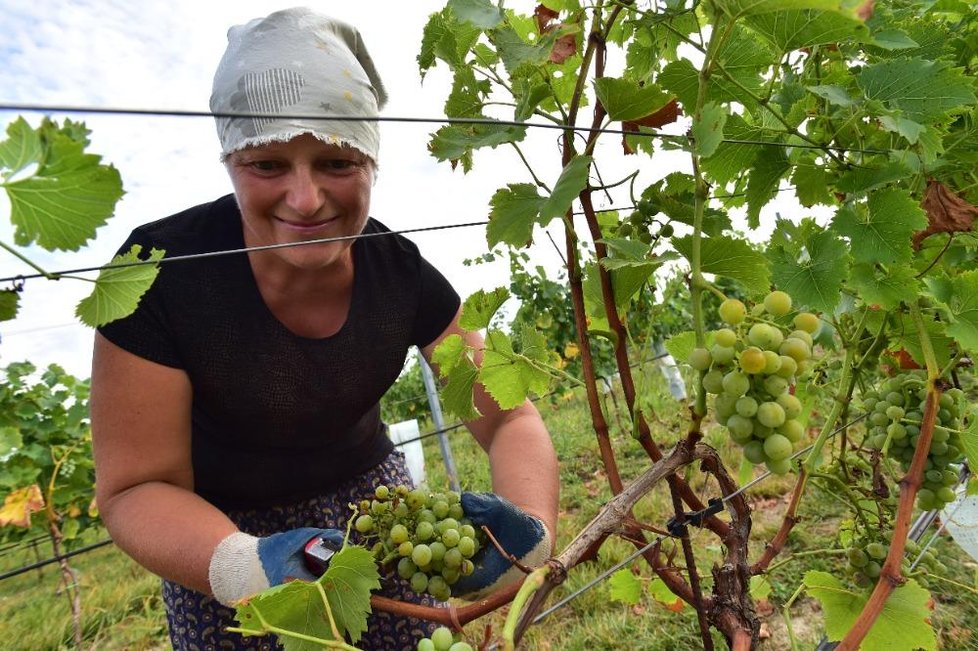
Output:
top-left (702, 370), bottom-right (725, 394)
top-left (885, 405), bottom-right (905, 421)
top-left (762, 350), bottom-right (782, 374)
top-left (390, 523), bottom-right (409, 544)
top-left (429, 541), bottom-right (447, 562)
top-left (449, 643), bottom-right (474, 651)
top-left (375, 485), bottom-right (391, 500)
top-left (418, 639), bottom-right (436, 651)
top-left (744, 440), bottom-right (767, 465)
top-left (866, 542), bottom-right (887, 560)
top-left (412, 544), bottom-right (433, 567)
top-left (748, 323), bottom-right (784, 351)
top-left (722, 371), bottom-right (750, 397)
top-left (457, 536), bottom-right (476, 558)
top-left (442, 528), bottom-right (461, 548)
top-left (787, 330), bottom-right (813, 348)
top-left (398, 541), bottom-right (414, 557)
top-left (411, 571), bottom-right (429, 593)
top-left (865, 561), bottom-right (882, 579)
top-left (793, 312), bottom-right (820, 334)
top-left (444, 547), bottom-right (463, 568)
top-left (371, 500), bottom-right (389, 515)
top-left (719, 298), bottom-right (747, 325)
top-left (779, 338), bottom-right (810, 363)
top-left (763, 375), bottom-right (789, 398)
top-left (775, 355), bottom-right (797, 378)
top-left (430, 626), bottom-right (455, 651)
top-left (393, 502), bottom-right (410, 519)
top-left (711, 344), bottom-right (736, 365)
top-left (418, 509), bottom-right (437, 524)
top-left (765, 457), bottom-right (792, 475)
top-left (442, 567), bottom-right (461, 584)
top-left (848, 547), bottom-right (869, 568)
top-left (778, 419), bottom-right (804, 443)
top-left (757, 402), bottom-right (786, 428)
top-left (355, 514), bottom-right (374, 533)
top-left (776, 393), bottom-right (802, 420)
top-left (398, 557), bottom-right (418, 580)
top-left (735, 396), bottom-right (758, 418)
top-left (461, 559), bottom-right (475, 576)
top-left (428, 576), bottom-right (450, 601)
top-left (459, 524), bottom-right (476, 539)
top-left (432, 500), bottom-right (450, 519)
top-left (763, 290), bottom-right (792, 316)
top-left (763, 434), bottom-right (793, 461)
top-left (437, 518), bottom-right (460, 534)
top-left (937, 486), bottom-right (956, 503)
top-left (715, 328), bottom-right (738, 347)
top-left (406, 489), bottom-right (427, 510)
top-left (689, 347), bottom-right (712, 371)
top-left (726, 414), bottom-right (754, 442)
top-left (416, 521), bottom-right (435, 542)
top-left (739, 347), bottom-right (767, 374)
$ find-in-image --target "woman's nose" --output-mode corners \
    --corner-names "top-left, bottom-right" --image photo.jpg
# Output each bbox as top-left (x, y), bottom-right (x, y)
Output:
top-left (285, 167), bottom-right (325, 216)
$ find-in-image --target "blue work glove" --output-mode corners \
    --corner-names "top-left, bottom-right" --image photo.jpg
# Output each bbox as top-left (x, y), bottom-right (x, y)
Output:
top-left (208, 527), bottom-right (344, 605)
top-left (453, 492), bottom-right (552, 601)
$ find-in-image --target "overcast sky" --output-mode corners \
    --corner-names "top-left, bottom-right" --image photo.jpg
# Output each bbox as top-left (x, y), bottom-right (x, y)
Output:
top-left (0, 0), bottom-right (604, 378)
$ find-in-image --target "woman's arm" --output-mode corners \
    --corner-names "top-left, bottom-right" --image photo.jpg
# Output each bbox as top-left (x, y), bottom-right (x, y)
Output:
top-left (421, 311), bottom-right (559, 545)
top-left (90, 333), bottom-right (238, 593)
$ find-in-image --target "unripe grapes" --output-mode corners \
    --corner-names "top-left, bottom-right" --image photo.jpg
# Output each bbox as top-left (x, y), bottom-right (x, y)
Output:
top-left (719, 298), bottom-right (747, 325)
top-left (748, 323), bottom-right (784, 351)
top-left (715, 328), bottom-right (738, 347)
top-left (793, 312), bottom-right (820, 334)
top-left (763, 434), bottom-right (793, 461)
top-left (757, 402), bottom-right (786, 428)
top-left (689, 347), bottom-right (712, 371)
top-left (739, 347), bottom-right (767, 374)
top-left (763, 290), bottom-right (792, 316)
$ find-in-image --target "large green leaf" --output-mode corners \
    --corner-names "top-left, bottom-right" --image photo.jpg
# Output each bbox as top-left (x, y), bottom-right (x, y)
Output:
top-left (713, 0), bottom-right (851, 18)
top-left (487, 184), bottom-right (546, 248)
top-left (692, 102), bottom-right (728, 158)
top-left (442, 360), bottom-right (481, 421)
top-left (768, 228), bottom-right (849, 313)
top-left (459, 287), bottom-right (510, 331)
top-left (665, 330), bottom-right (698, 364)
top-left (745, 9), bottom-right (868, 51)
top-left (857, 58), bottom-right (976, 122)
top-left (481, 329), bottom-right (552, 408)
top-left (3, 119), bottom-right (124, 252)
top-left (492, 26), bottom-right (551, 74)
top-left (804, 572), bottom-right (936, 650)
top-left (673, 235), bottom-right (770, 295)
top-left (931, 270), bottom-right (978, 354)
top-left (233, 545), bottom-right (380, 649)
top-left (608, 568), bottom-right (643, 605)
top-left (418, 8), bottom-right (482, 73)
top-left (0, 290), bottom-right (20, 322)
top-left (701, 115), bottom-right (769, 187)
top-left (831, 189), bottom-right (927, 266)
top-left (539, 155), bottom-right (591, 223)
top-left (848, 263), bottom-right (919, 311)
top-left (0, 117), bottom-right (43, 177)
top-left (429, 122), bottom-right (527, 168)
top-left (75, 245), bottom-right (165, 327)
top-left (890, 311), bottom-right (953, 370)
top-left (745, 146), bottom-right (790, 229)
top-left (593, 77), bottom-right (674, 122)
top-left (447, 0), bottom-right (504, 28)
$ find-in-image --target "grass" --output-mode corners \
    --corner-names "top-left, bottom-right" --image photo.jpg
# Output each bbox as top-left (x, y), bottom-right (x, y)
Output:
top-left (1, 366), bottom-right (976, 649)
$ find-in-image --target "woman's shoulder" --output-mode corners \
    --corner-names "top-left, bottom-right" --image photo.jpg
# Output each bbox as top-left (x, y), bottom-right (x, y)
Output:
top-left (126, 194), bottom-right (240, 254)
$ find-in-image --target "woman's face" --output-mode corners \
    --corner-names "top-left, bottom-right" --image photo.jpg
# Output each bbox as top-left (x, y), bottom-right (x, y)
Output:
top-left (226, 133), bottom-right (374, 272)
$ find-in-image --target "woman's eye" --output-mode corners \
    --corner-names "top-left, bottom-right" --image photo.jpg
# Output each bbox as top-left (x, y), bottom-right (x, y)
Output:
top-left (250, 160), bottom-right (281, 172)
top-left (321, 159), bottom-right (356, 171)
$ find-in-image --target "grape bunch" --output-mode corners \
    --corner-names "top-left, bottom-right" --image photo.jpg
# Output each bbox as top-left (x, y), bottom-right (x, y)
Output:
top-left (860, 373), bottom-right (965, 510)
top-left (352, 484), bottom-right (484, 601)
top-left (615, 198), bottom-right (673, 244)
top-left (690, 290), bottom-right (820, 475)
top-left (416, 626), bottom-right (473, 651)
top-left (844, 533), bottom-right (948, 589)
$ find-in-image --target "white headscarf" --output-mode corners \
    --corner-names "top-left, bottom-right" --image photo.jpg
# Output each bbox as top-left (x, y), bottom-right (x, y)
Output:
top-left (210, 8), bottom-right (388, 163)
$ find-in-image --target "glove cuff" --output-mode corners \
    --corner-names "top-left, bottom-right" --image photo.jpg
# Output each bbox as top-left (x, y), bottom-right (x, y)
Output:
top-left (208, 531), bottom-right (269, 606)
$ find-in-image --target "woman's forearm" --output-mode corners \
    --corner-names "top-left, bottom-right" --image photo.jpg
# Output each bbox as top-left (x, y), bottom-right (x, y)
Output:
top-left (100, 481), bottom-right (238, 594)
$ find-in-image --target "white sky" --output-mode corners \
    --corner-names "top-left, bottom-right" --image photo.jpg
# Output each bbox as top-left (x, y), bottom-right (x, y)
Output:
top-left (0, 0), bottom-right (773, 379)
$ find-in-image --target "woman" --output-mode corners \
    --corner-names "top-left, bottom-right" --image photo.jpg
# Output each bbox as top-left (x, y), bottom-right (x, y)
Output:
top-left (90, 8), bottom-right (558, 650)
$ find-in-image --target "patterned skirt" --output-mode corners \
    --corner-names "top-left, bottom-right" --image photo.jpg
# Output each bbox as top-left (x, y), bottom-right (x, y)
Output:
top-left (161, 450), bottom-right (440, 650)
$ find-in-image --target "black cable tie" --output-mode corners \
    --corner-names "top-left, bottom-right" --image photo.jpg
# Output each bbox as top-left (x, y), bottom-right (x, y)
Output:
top-left (666, 497), bottom-right (724, 537)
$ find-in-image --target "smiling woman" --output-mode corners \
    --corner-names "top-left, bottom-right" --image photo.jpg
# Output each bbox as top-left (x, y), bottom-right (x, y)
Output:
top-left (88, 7), bottom-right (558, 651)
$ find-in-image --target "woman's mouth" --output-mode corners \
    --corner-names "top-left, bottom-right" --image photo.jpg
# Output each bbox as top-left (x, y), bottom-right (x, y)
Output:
top-left (275, 215), bottom-right (340, 233)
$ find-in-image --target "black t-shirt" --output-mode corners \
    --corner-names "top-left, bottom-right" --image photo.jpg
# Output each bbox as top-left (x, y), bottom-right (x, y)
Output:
top-left (98, 194), bottom-right (460, 510)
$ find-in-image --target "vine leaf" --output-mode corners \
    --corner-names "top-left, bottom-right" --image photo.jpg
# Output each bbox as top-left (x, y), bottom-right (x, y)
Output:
top-left (429, 122), bottom-right (527, 172)
top-left (75, 245), bottom-right (165, 327)
top-left (0, 290), bottom-right (20, 321)
top-left (608, 568), bottom-right (642, 605)
top-left (744, 9), bottom-right (868, 52)
top-left (481, 329), bottom-right (551, 409)
top-left (648, 577), bottom-right (685, 612)
top-left (768, 228), bottom-right (850, 313)
top-left (1, 117), bottom-right (124, 252)
top-left (848, 263), bottom-right (919, 311)
top-left (914, 180), bottom-right (978, 249)
top-left (831, 189), bottom-right (927, 266)
top-left (486, 156), bottom-right (591, 248)
top-left (233, 545), bottom-right (380, 649)
top-left (432, 334), bottom-right (480, 421)
top-left (803, 571), bottom-right (936, 651)
top-left (0, 484), bottom-right (44, 528)
top-left (594, 77), bottom-right (674, 122)
top-left (691, 102), bottom-right (727, 158)
top-left (665, 330), bottom-right (698, 364)
top-left (857, 58), bottom-right (976, 122)
top-left (673, 235), bottom-right (771, 295)
top-left (925, 270), bottom-right (978, 354)
top-left (418, 8), bottom-right (482, 74)
top-left (447, 0), bottom-right (504, 29)
top-left (713, 0), bottom-right (850, 18)
top-left (745, 146), bottom-right (790, 228)
top-left (459, 287), bottom-right (510, 331)
top-left (887, 311), bottom-right (953, 370)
